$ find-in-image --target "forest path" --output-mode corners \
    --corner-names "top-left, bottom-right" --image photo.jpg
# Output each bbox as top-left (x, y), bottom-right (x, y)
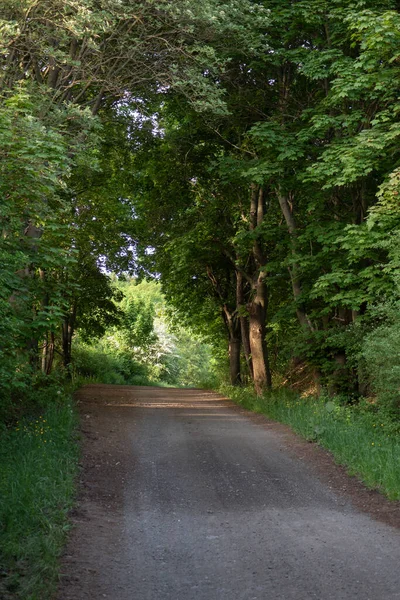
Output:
top-left (57, 384), bottom-right (400, 600)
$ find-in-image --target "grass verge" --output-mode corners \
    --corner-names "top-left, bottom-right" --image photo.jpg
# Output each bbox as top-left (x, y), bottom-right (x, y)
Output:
top-left (220, 384), bottom-right (400, 501)
top-left (0, 388), bottom-right (79, 600)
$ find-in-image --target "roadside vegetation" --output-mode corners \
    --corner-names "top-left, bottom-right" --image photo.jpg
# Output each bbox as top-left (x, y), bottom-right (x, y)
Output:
top-left (221, 385), bottom-right (400, 501)
top-left (0, 385), bottom-right (79, 600)
top-left (1, 0), bottom-right (400, 597)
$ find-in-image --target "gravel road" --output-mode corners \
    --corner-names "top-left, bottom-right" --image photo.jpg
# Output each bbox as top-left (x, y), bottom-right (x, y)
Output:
top-left (57, 385), bottom-right (400, 600)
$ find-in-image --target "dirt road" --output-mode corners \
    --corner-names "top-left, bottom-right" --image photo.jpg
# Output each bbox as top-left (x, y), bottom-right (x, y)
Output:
top-left (57, 385), bottom-right (400, 600)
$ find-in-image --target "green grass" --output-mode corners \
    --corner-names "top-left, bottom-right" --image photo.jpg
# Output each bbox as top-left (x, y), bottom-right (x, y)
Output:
top-left (0, 390), bottom-right (79, 600)
top-left (220, 384), bottom-right (400, 501)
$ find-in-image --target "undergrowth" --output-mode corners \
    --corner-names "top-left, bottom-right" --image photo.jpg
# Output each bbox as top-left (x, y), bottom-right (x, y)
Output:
top-left (72, 343), bottom-right (153, 386)
top-left (220, 384), bottom-right (400, 501)
top-left (0, 386), bottom-right (79, 600)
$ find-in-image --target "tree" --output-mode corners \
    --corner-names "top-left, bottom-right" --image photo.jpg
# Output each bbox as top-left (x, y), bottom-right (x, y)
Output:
top-left (4, 0), bottom-right (400, 405)
top-left (0, 0), bottom-right (271, 398)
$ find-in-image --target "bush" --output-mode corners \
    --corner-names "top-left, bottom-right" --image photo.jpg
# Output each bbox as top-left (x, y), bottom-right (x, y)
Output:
top-left (72, 343), bottom-right (151, 385)
top-left (0, 366), bottom-right (69, 425)
top-left (362, 303), bottom-right (400, 416)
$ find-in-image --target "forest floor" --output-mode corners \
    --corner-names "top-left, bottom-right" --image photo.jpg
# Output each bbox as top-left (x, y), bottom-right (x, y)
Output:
top-left (57, 384), bottom-right (400, 600)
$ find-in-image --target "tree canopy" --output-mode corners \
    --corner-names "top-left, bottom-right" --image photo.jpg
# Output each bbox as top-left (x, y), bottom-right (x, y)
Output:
top-left (2, 0), bottom-right (400, 412)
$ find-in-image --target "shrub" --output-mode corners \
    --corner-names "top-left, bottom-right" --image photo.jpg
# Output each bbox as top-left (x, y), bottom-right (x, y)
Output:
top-left (72, 343), bottom-right (151, 385)
top-left (362, 303), bottom-right (400, 416)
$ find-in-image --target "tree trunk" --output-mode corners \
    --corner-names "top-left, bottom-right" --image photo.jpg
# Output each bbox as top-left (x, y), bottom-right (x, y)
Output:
top-left (62, 320), bottom-right (72, 371)
top-left (205, 265), bottom-right (241, 385)
top-left (248, 272), bottom-right (271, 395)
top-left (229, 335), bottom-right (241, 386)
top-left (248, 185), bottom-right (272, 395)
top-left (46, 332), bottom-right (55, 375)
top-left (41, 332), bottom-right (55, 375)
top-left (240, 316), bottom-right (254, 381)
top-left (21, 221), bottom-right (43, 368)
top-left (240, 315), bottom-right (253, 380)
top-left (276, 191), bottom-right (325, 390)
top-left (39, 268), bottom-right (54, 376)
top-left (226, 185), bottom-right (272, 394)
top-left (236, 271), bottom-right (253, 379)
top-left (41, 333), bottom-right (49, 373)
top-left (277, 191), bottom-right (314, 333)
top-left (62, 303), bottom-right (77, 374)
top-left (222, 304), bottom-right (241, 386)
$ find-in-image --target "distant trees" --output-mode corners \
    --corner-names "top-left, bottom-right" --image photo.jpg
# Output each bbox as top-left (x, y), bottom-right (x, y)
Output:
top-left (73, 279), bottom-right (217, 388)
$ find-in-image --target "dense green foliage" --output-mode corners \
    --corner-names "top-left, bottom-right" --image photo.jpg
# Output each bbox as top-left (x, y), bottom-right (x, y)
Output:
top-left (72, 280), bottom-right (218, 388)
top-left (1, 0), bottom-right (400, 419)
top-left (1, 0), bottom-right (400, 414)
top-left (0, 0), bottom-right (267, 415)
top-left (126, 0), bottom-right (400, 411)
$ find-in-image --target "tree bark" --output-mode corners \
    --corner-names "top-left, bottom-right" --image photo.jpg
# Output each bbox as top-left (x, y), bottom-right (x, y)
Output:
top-left (237, 271), bottom-right (253, 379)
top-left (248, 271), bottom-right (271, 395)
top-left (41, 332), bottom-right (55, 375)
top-left (228, 335), bottom-right (241, 386)
top-left (206, 265), bottom-right (241, 386)
top-left (222, 304), bottom-right (242, 386)
top-left (22, 221), bottom-right (43, 368)
top-left (277, 191), bottom-right (314, 332)
top-left (62, 303), bottom-right (77, 373)
top-left (46, 332), bottom-right (55, 375)
top-left (247, 185), bottom-right (272, 395)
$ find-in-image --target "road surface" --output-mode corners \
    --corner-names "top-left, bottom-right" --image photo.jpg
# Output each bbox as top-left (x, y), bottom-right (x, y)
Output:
top-left (57, 385), bottom-right (400, 600)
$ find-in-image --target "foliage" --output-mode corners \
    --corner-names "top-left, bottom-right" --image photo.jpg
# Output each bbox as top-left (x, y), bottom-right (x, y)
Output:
top-left (72, 341), bottom-right (151, 386)
top-left (157, 323), bottom-right (219, 388)
top-left (4, 0), bottom-right (400, 403)
top-left (361, 302), bottom-right (400, 416)
top-left (72, 279), bottom-right (218, 389)
top-left (0, 390), bottom-right (79, 599)
top-left (0, 0), bottom-right (272, 414)
top-left (0, 0), bottom-right (270, 114)
top-left (127, 0), bottom-right (400, 398)
top-left (0, 89), bottom-right (85, 410)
